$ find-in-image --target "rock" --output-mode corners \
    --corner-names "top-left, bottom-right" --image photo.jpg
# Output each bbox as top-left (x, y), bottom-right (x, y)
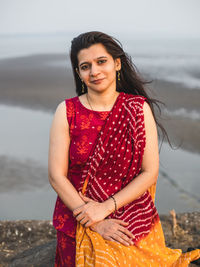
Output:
top-left (9, 240), bottom-right (56, 267)
top-left (0, 220), bottom-right (56, 266)
top-left (0, 212), bottom-right (200, 266)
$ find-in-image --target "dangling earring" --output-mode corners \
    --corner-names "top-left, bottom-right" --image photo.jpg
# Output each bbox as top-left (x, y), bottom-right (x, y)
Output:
top-left (81, 80), bottom-right (85, 93)
top-left (117, 71), bottom-right (120, 81)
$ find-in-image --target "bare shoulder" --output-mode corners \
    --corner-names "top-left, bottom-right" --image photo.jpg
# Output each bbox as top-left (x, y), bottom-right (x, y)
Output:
top-left (143, 101), bottom-right (157, 136)
top-left (141, 101), bottom-right (159, 175)
top-left (52, 100), bottom-right (68, 129)
top-left (143, 101), bottom-right (153, 116)
top-left (55, 100), bottom-right (66, 115)
top-left (48, 100), bottom-right (70, 179)
top-left (143, 101), bottom-right (155, 123)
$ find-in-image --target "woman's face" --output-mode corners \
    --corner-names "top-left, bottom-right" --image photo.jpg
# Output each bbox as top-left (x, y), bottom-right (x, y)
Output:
top-left (77, 43), bottom-right (121, 93)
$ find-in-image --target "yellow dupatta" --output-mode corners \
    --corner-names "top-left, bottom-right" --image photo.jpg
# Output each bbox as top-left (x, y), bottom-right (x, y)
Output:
top-left (75, 93), bottom-right (200, 266)
top-left (75, 182), bottom-right (200, 266)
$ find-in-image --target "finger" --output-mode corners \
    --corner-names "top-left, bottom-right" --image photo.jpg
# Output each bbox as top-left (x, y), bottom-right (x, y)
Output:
top-left (79, 192), bottom-right (94, 202)
top-left (112, 233), bottom-right (130, 247)
top-left (79, 192), bottom-right (88, 201)
top-left (73, 202), bottom-right (87, 216)
top-left (73, 207), bottom-right (83, 216)
top-left (118, 225), bottom-right (135, 239)
top-left (80, 217), bottom-right (89, 225)
top-left (105, 236), bottom-right (121, 244)
top-left (114, 219), bottom-right (129, 226)
top-left (112, 220), bottom-right (134, 239)
top-left (84, 220), bottom-right (94, 228)
top-left (78, 192), bottom-right (85, 201)
top-left (115, 231), bottom-right (134, 246)
top-left (79, 191), bottom-right (89, 199)
top-left (83, 220), bottom-right (90, 227)
top-left (75, 213), bottom-right (85, 222)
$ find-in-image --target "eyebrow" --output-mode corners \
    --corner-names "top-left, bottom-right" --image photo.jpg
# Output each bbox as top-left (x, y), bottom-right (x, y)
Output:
top-left (79, 56), bottom-right (108, 67)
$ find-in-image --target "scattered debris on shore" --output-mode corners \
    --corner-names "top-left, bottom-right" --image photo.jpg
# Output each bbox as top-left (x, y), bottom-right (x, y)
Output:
top-left (0, 211), bottom-right (199, 266)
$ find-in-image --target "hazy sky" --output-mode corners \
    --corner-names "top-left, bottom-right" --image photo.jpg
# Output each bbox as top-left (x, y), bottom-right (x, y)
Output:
top-left (0, 0), bottom-right (200, 37)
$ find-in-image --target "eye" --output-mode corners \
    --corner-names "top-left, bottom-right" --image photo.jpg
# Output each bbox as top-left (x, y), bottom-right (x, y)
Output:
top-left (98, 59), bottom-right (107, 64)
top-left (80, 65), bottom-right (89, 70)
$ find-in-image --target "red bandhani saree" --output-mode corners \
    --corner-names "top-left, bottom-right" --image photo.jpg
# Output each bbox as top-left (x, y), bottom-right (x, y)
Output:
top-left (75, 92), bottom-right (200, 266)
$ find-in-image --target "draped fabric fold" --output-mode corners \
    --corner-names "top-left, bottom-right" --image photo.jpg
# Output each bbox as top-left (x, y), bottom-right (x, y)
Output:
top-left (78, 92), bottom-right (159, 242)
top-left (75, 92), bottom-right (200, 266)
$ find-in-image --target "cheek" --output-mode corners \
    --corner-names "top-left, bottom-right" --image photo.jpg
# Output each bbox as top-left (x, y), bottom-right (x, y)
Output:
top-left (105, 65), bottom-right (117, 76)
top-left (80, 71), bottom-right (89, 80)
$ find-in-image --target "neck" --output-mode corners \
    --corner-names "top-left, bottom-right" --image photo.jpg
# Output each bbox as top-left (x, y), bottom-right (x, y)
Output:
top-left (86, 90), bottom-right (120, 111)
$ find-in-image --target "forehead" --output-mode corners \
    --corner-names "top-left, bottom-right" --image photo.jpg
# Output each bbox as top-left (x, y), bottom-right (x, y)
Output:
top-left (77, 43), bottom-right (112, 64)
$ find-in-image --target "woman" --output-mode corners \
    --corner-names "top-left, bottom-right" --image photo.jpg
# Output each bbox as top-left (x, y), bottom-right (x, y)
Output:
top-left (48, 31), bottom-right (200, 266)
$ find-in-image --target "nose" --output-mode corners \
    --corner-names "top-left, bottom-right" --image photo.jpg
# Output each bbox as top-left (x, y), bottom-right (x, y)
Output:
top-left (90, 63), bottom-right (100, 77)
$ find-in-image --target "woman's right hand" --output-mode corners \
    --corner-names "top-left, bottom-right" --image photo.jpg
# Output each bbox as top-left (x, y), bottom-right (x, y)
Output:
top-left (90, 219), bottom-right (135, 246)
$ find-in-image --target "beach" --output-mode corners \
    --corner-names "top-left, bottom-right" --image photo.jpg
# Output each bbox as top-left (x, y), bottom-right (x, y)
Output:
top-left (0, 53), bottom-right (200, 153)
top-left (0, 53), bottom-right (200, 220)
top-left (0, 0), bottom-right (200, 264)
top-left (0, 40), bottom-right (200, 266)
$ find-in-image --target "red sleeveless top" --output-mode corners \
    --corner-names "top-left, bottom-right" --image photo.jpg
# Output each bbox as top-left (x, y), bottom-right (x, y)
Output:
top-left (53, 94), bottom-right (112, 238)
top-left (53, 92), bottom-right (159, 243)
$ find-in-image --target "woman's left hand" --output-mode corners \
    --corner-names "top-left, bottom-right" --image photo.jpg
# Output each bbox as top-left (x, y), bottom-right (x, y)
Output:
top-left (73, 192), bottom-right (108, 227)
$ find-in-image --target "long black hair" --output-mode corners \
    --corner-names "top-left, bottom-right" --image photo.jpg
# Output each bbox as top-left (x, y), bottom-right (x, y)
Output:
top-left (70, 31), bottom-right (177, 151)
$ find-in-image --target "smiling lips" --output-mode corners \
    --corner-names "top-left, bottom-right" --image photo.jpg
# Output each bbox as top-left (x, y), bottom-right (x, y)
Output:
top-left (91, 78), bottom-right (105, 84)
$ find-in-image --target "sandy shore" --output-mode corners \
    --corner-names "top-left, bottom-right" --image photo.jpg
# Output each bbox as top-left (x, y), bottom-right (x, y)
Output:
top-left (0, 54), bottom-right (74, 112)
top-left (0, 53), bottom-right (199, 154)
top-left (0, 55), bottom-right (199, 266)
top-left (150, 79), bottom-right (200, 153)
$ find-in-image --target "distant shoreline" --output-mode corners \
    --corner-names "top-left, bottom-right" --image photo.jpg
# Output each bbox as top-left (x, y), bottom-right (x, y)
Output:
top-left (0, 53), bottom-right (200, 154)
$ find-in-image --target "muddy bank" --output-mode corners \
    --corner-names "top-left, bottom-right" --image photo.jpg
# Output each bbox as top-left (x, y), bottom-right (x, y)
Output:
top-left (0, 54), bottom-right (200, 154)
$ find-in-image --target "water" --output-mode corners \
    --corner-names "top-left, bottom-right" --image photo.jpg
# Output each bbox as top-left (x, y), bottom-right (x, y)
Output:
top-left (0, 34), bottom-right (73, 60)
top-left (123, 37), bottom-right (200, 89)
top-left (0, 189), bottom-right (56, 220)
top-left (163, 108), bottom-right (200, 121)
top-left (0, 104), bottom-right (199, 220)
top-left (0, 33), bottom-right (200, 219)
top-left (0, 104), bottom-right (57, 220)
top-left (0, 104), bottom-right (52, 164)
top-left (0, 34), bottom-right (200, 89)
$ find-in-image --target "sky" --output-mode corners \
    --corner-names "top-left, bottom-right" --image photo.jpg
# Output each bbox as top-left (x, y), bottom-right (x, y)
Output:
top-left (0, 0), bottom-right (200, 38)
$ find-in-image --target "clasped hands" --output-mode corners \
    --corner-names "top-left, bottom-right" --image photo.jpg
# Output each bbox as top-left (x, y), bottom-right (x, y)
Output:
top-left (73, 192), bottom-right (135, 247)
top-left (73, 192), bottom-right (108, 227)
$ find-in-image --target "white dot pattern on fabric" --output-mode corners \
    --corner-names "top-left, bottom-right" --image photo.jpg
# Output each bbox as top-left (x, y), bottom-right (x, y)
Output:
top-left (67, 94), bottom-right (193, 267)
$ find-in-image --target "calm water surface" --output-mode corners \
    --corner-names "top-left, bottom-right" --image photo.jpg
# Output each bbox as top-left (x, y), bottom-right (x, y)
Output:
top-left (0, 104), bottom-right (199, 220)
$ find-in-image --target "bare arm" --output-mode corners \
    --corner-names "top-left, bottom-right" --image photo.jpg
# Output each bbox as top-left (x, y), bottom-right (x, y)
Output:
top-left (49, 101), bottom-right (135, 245)
top-left (104, 101), bottom-right (159, 212)
top-left (48, 101), bottom-right (85, 211)
top-left (74, 101), bottom-right (159, 225)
